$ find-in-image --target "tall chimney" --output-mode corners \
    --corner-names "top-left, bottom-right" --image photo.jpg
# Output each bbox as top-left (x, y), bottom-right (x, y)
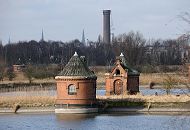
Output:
top-left (103, 10), bottom-right (111, 44)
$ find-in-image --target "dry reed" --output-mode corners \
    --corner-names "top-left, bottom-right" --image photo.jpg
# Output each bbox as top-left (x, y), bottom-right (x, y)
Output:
top-left (0, 96), bottom-right (56, 108)
top-left (140, 73), bottom-right (188, 85)
top-left (97, 94), bottom-right (190, 103)
top-left (1, 94), bottom-right (190, 108)
top-left (1, 72), bottom-right (188, 86)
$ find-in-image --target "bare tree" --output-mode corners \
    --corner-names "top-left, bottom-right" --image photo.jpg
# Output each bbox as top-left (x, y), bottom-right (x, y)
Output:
top-left (178, 12), bottom-right (190, 25)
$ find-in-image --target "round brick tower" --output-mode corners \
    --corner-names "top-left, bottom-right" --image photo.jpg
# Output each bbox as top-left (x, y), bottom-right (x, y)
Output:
top-left (55, 52), bottom-right (97, 113)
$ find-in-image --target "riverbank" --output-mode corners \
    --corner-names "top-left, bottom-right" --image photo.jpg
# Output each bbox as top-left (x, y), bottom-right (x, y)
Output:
top-left (1, 95), bottom-right (189, 108)
top-left (0, 96), bottom-right (55, 108)
top-left (0, 107), bottom-right (55, 114)
top-left (97, 94), bottom-right (190, 103)
top-left (1, 107), bottom-right (190, 114)
top-left (0, 94), bottom-right (190, 114)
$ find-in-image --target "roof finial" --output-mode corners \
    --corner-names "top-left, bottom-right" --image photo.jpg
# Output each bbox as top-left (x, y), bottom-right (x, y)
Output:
top-left (74, 51), bottom-right (78, 56)
top-left (120, 52), bottom-right (124, 57)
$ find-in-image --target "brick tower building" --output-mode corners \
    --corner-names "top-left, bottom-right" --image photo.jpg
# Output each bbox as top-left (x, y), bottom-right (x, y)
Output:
top-left (55, 52), bottom-right (98, 113)
top-left (105, 53), bottom-right (140, 95)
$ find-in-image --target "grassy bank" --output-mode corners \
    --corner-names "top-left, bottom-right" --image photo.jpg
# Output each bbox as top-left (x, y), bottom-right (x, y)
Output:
top-left (0, 96), bottom-right (55, 108)
top-left (1, 94), bottom-right (190, 109)
top-left (97, 94), bottom-right (190, 109)
top-left (97, 94), bottom-right (190, 102)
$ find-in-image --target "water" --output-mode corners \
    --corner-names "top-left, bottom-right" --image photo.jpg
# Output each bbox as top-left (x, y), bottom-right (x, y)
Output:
top-left (0, 88), bottom-right (189, 97)
top-left (140, 87), bottom-right (190, 95)
top-left (96, 88), bottom-right (190, 96)
top-left (0, 113), bottom-right (189, 130)
top-left (0, 90), bottom-right (56, 97)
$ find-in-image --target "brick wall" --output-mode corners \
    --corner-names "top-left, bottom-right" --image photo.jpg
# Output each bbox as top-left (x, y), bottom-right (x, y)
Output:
top-left (56, 79), bottom-right (96, 105)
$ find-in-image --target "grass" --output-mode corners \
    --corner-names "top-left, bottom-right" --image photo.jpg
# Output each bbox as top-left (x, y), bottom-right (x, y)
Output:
top-left (1, 94), bottom-right (190, 108)
top-left (0, 72), bottom-right (189, 92)
top-left (139, 73), bottom-right (189, 85)
top-left (105, 101), bottom-right (146, 108)
top-left (0, 96), bottom-right (56, 108)
top-left (0, 78), bottom-right (55, 84)
top-left (0, 69), bottom-right (189, 87)
top-left (0, 95), bottom-right (188, 110)
top-left (97, 94), bottom-right (190, 103)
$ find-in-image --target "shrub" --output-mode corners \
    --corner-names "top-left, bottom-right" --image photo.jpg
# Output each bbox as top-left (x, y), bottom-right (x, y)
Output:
top-left (163, 74), bottom-right (176, 95)
top-left (0, 65), bottom-right (6, 81)
top-left (6, 67), bottom-right (16, 81)
top-left (24, 65), bottom-right (34, 83)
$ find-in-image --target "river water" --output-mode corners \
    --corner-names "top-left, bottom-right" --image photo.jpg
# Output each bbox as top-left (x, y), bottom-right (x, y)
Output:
top-left (0, 88), bottom-right (189, 97)
top-left (0, 113), bottom-right (189, 130)
top-left (0, 87), bottom-right (190, 130)
top-left (97, 88), bottom-right (190, 96)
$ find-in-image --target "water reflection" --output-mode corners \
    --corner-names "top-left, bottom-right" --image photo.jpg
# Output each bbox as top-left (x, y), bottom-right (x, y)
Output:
top-left (56, 114), bottom-right (97, 121)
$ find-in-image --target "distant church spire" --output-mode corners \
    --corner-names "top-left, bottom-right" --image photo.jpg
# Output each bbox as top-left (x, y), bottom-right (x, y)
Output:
top-left (81, 29), bottom-right (86, 46)
top-left (8, 36), bottom-right (11, 44)
top-left (41, 29), bottom-right (44, 42)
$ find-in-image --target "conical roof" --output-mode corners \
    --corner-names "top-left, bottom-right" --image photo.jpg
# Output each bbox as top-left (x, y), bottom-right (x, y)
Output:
top-left (56, 52), bottom-right (97, 80)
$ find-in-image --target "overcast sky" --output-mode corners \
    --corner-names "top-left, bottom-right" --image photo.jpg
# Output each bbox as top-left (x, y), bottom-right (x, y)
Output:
top-left (0, 0), bottom-right (190, 44)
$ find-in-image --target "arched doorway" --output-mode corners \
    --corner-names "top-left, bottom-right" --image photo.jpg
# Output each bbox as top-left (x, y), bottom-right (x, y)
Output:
top-left (114, 79), bottom-right (123, 95)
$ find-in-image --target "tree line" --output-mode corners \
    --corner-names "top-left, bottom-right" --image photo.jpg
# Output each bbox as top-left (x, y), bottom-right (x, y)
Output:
top-left (0, 31), bottom-right (189, 67)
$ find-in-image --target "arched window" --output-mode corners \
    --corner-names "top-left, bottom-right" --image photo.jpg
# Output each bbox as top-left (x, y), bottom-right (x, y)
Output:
top-left (68, 84), bottom-right (77, 95)
top-left (115, 69), bottom-right (120, 75)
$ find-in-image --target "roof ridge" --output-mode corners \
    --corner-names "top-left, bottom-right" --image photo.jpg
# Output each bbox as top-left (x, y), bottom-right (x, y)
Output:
top-left (117, 53), bottom-right (140, 75)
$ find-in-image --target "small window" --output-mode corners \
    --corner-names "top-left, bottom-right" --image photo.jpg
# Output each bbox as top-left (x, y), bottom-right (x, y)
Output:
top-left (115, 69), bottom-right (120, 75)
top-left (68, 84), bottom-right (77, 95)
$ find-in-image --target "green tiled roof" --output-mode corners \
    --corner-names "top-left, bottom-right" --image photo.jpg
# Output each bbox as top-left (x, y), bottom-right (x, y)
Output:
top-left (118, 53), bottom-right (140, 76)
top-left (58, 52), bottom-right (97, 79)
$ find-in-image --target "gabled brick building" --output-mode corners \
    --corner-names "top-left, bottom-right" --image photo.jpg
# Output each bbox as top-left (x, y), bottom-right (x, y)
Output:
top-left (105, 53), bottom-right (140, 95)
top-left (55, 52), bottom-right (98, 113)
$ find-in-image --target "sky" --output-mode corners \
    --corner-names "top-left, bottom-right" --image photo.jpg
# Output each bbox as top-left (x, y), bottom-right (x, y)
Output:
top-left (0, 0), bottom-right (190, 44)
